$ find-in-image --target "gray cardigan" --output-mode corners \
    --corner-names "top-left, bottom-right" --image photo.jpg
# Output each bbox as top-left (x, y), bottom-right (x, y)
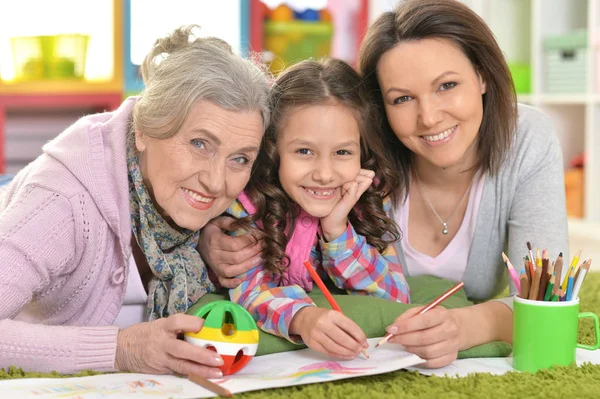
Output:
top-left (392, 104), bottom-right (569, 306)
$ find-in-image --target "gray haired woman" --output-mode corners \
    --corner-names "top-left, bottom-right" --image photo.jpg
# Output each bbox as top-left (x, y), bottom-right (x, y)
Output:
top-left (0, 25), bottom-right (270, 377)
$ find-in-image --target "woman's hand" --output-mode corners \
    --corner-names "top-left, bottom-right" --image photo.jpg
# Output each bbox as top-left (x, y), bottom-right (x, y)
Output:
top-left (289, 307), bottom-right (368, 359)
top-left (115, 314), bottom-right (225, 377)
top-left (198, 216), bottom-right (263, 288)
top-left (320, 169), bottom-right (375, 242)
top-left (385, 306), bottom-right (460, 368)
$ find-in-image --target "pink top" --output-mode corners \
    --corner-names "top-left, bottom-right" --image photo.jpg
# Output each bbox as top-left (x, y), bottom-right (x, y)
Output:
top-left (112, 256), bottom-right (148, 329)
top-left (0, 98), bottom-right (139, 373)
top-left (395, 171), bottom-right (485, 282)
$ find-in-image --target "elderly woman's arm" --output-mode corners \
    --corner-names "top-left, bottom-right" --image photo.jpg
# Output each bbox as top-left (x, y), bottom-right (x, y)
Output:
top-left (198, 216), bottom-right (263, 288)
top-left (0, 186), bottom-right (223, 376)
top-left (0, 187), bottom-right (119, 373)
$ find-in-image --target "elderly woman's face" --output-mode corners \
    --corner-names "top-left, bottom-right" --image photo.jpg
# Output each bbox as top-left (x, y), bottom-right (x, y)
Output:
top-left (135, 100), bottom-right (264, 230)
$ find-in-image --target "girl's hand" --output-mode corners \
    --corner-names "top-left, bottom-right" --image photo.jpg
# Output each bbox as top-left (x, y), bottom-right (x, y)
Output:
top-left (289, 307), bottom-right (368, 359)
top-left (384, 306), bottom-right (460, 368)
top-left (320, 169), bottom-right (375, 241)
top-left (115, 314), bottom-right (225, 377)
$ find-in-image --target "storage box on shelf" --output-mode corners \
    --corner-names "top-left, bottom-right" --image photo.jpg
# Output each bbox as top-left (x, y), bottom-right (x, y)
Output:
top-left (543, 29), bottom-right (588, 93)
top-left (0, 0), bottom-right (123, 94)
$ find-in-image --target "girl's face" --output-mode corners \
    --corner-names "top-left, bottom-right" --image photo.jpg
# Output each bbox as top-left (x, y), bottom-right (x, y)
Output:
top-left (136, 100), bottom-right (264, 230)
top-left (276, 103), bottom-right (362, 218)
top-left (376, 38), bottom-right (487, 170)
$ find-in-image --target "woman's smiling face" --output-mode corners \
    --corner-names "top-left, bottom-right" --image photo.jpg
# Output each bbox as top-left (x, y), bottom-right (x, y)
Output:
top-left (135, 100), bottom-right (264, 230)
top-left (377, 37), bottom-right (487, 170)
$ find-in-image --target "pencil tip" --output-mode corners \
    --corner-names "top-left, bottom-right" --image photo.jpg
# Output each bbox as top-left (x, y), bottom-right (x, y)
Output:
top-left (527, 241), bottom-right (532, 250)
top-left (559, 252), bottom-right (563, 257)
top-left (374, 343), bottom-right (380, 348)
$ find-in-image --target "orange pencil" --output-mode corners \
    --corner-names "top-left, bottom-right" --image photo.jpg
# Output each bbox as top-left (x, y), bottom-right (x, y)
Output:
top-left (303, 261), bottom-right (370, 358)
top-left (374, 281), bottom-right (465, 348)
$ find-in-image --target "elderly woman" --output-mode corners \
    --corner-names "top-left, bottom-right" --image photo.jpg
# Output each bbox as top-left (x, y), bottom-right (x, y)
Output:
top-left (0, 25), bottom-right (270, 377)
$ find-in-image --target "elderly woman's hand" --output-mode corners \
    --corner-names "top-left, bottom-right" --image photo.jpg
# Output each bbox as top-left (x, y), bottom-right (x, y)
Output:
top-left (198, 216), bottom-right (263, 288)
top-left (115, 314), bottom-right (225, 377)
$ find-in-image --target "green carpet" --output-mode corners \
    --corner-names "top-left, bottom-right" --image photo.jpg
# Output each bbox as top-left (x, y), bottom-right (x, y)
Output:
top-left (3, 274), bottom-right (600, 398)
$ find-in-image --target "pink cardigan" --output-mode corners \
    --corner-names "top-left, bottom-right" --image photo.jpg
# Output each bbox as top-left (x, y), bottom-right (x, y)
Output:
top-left (0, 98), bottom-right (139, 373)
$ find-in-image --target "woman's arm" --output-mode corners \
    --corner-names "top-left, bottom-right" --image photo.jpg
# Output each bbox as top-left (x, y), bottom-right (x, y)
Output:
top-left (452, 301), bottom-right (513, 349)
top-left (320, 222), bottom-right (410, 304)
top-left (0, 186), bottom-right (121, 373)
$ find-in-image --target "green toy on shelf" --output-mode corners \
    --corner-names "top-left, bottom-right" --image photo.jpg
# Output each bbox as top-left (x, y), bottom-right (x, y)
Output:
top-left (10, 34), bottom-right (89, 81)
top-left (185, 300), bottom-right (259, 376)
top-left (263, 3), bottom-right (333, 74)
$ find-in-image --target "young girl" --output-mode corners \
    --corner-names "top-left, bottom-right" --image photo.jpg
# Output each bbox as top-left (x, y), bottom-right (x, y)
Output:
top-left (227, 58), bottom-right (410, 360)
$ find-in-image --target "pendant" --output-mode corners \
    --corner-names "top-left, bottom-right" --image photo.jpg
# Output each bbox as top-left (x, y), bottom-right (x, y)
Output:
top-left (442, 223), bottom-right (448, 235)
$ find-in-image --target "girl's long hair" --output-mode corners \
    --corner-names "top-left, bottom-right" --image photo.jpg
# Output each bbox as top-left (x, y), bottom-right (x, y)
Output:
top-left (231, 58), bottom-right (402, 274)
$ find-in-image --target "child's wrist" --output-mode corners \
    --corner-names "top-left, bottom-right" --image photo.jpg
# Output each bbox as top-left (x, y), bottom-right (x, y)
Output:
top-left (322, 223), bottom-right (348, 242)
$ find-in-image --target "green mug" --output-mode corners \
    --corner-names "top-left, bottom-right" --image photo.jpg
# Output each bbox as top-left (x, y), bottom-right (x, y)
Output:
top-left (513, 295), bottom-right (600, 372)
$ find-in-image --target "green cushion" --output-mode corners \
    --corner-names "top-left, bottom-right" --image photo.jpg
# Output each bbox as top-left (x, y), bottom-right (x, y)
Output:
top-left (189, 275), bottom-right (512, 359)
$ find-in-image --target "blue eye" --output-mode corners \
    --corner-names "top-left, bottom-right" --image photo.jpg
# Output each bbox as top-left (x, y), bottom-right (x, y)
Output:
top-left (297, 148), bottom-right (313, 155)
top-left (190, 139), bottom-right (206, 149)
top-left (393, 95), bottom-right (412, 105)
top-left (233, 156), bottom-right (250, 165)
top-left (440, 82), bottom-right (457, 91)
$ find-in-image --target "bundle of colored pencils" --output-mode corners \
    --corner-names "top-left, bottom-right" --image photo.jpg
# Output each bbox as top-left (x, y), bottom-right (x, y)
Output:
top-left (502, 242), bottom-right (592, 302)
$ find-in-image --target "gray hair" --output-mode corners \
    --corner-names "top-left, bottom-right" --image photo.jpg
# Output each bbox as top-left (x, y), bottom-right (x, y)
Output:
top-left (133, 25), bottom-right (271, 139)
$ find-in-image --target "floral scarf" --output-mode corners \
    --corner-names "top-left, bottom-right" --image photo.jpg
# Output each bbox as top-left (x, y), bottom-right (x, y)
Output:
top-left (127, 138), bottom-right (216, 320)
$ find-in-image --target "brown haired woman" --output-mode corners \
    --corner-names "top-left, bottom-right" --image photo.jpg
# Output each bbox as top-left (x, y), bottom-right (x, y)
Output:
top-left (355, 0), bottom-right (567, 367)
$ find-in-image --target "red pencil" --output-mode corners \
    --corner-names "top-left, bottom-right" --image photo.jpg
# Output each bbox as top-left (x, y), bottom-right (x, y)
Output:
top-left (303, 261), bottom-right (369, 358)
top-left (374, 281), bottom-right (465, 348)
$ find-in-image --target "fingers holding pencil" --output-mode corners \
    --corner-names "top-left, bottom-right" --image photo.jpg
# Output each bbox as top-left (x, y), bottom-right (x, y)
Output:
top-left (382, 305), bottom-right (460, 368)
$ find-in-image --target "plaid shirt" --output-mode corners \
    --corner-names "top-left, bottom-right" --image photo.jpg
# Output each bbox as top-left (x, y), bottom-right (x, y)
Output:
top-left (227, 198), bottom-right (410, 343)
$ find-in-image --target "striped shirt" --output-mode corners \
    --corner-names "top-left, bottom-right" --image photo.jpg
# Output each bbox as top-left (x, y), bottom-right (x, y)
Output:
top-left (227, 198), bottom-right (410, 343)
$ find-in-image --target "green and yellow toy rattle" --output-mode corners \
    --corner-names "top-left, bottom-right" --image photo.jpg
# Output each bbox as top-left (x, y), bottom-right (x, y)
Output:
top-left (185, 301), bottom-right (259, 375)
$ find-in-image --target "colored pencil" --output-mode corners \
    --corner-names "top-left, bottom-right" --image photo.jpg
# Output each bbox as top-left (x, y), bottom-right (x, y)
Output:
top-left (544, 272), bottom-right (555, 301)
top-left (523, 256), bottom-right (532, 286)
top-left (526, 242), bottom-right (535, 277)
top-left (537, 249), bottom-right (550, 301)
top-left (562, 249), bottom-right (581, 291)
top-left (502, 252), bottom-right (520, 292)
top-left (303, 261), bottom-right (370, 358)
top-left (188, 374), bottom-right (232, 397)
top-left (374, 281), bottom-right (465, 348)
top-left (553, 253), bottom-right (564, 296)
top-left (571, 259), bottom-right (592, 300)
top-left (529, 249), bottom-right (543, 300)
top-left (519, 267), bottom-right (530, 299)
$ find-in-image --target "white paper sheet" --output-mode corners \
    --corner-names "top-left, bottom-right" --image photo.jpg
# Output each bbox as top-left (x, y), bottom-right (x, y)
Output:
top-left (0, 337), bottom-right (424, 398)
top-left (407, 348), bottom-right (600, 377)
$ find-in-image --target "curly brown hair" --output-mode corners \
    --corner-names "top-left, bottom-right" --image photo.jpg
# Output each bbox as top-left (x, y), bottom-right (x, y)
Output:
top-left (231, 58), bottom-right (402, 274)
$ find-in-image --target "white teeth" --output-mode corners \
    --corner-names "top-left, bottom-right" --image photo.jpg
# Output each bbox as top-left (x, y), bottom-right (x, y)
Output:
top-left (183, 188), bottom-right (213, 203)
top-left (306, 188), bottom-right (335, 196)
top-left (422, 126), bottom-right (455, 142)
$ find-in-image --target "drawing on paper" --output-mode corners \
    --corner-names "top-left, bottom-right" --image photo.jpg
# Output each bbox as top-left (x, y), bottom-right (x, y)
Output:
top-left (267, 361), bottom-right (376, 383)
top-left (28, 379), bottom-right (183, 397)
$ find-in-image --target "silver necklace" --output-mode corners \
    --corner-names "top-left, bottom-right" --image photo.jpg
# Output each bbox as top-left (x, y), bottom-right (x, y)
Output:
top-left (413, 168), bottom-right (474, 235)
